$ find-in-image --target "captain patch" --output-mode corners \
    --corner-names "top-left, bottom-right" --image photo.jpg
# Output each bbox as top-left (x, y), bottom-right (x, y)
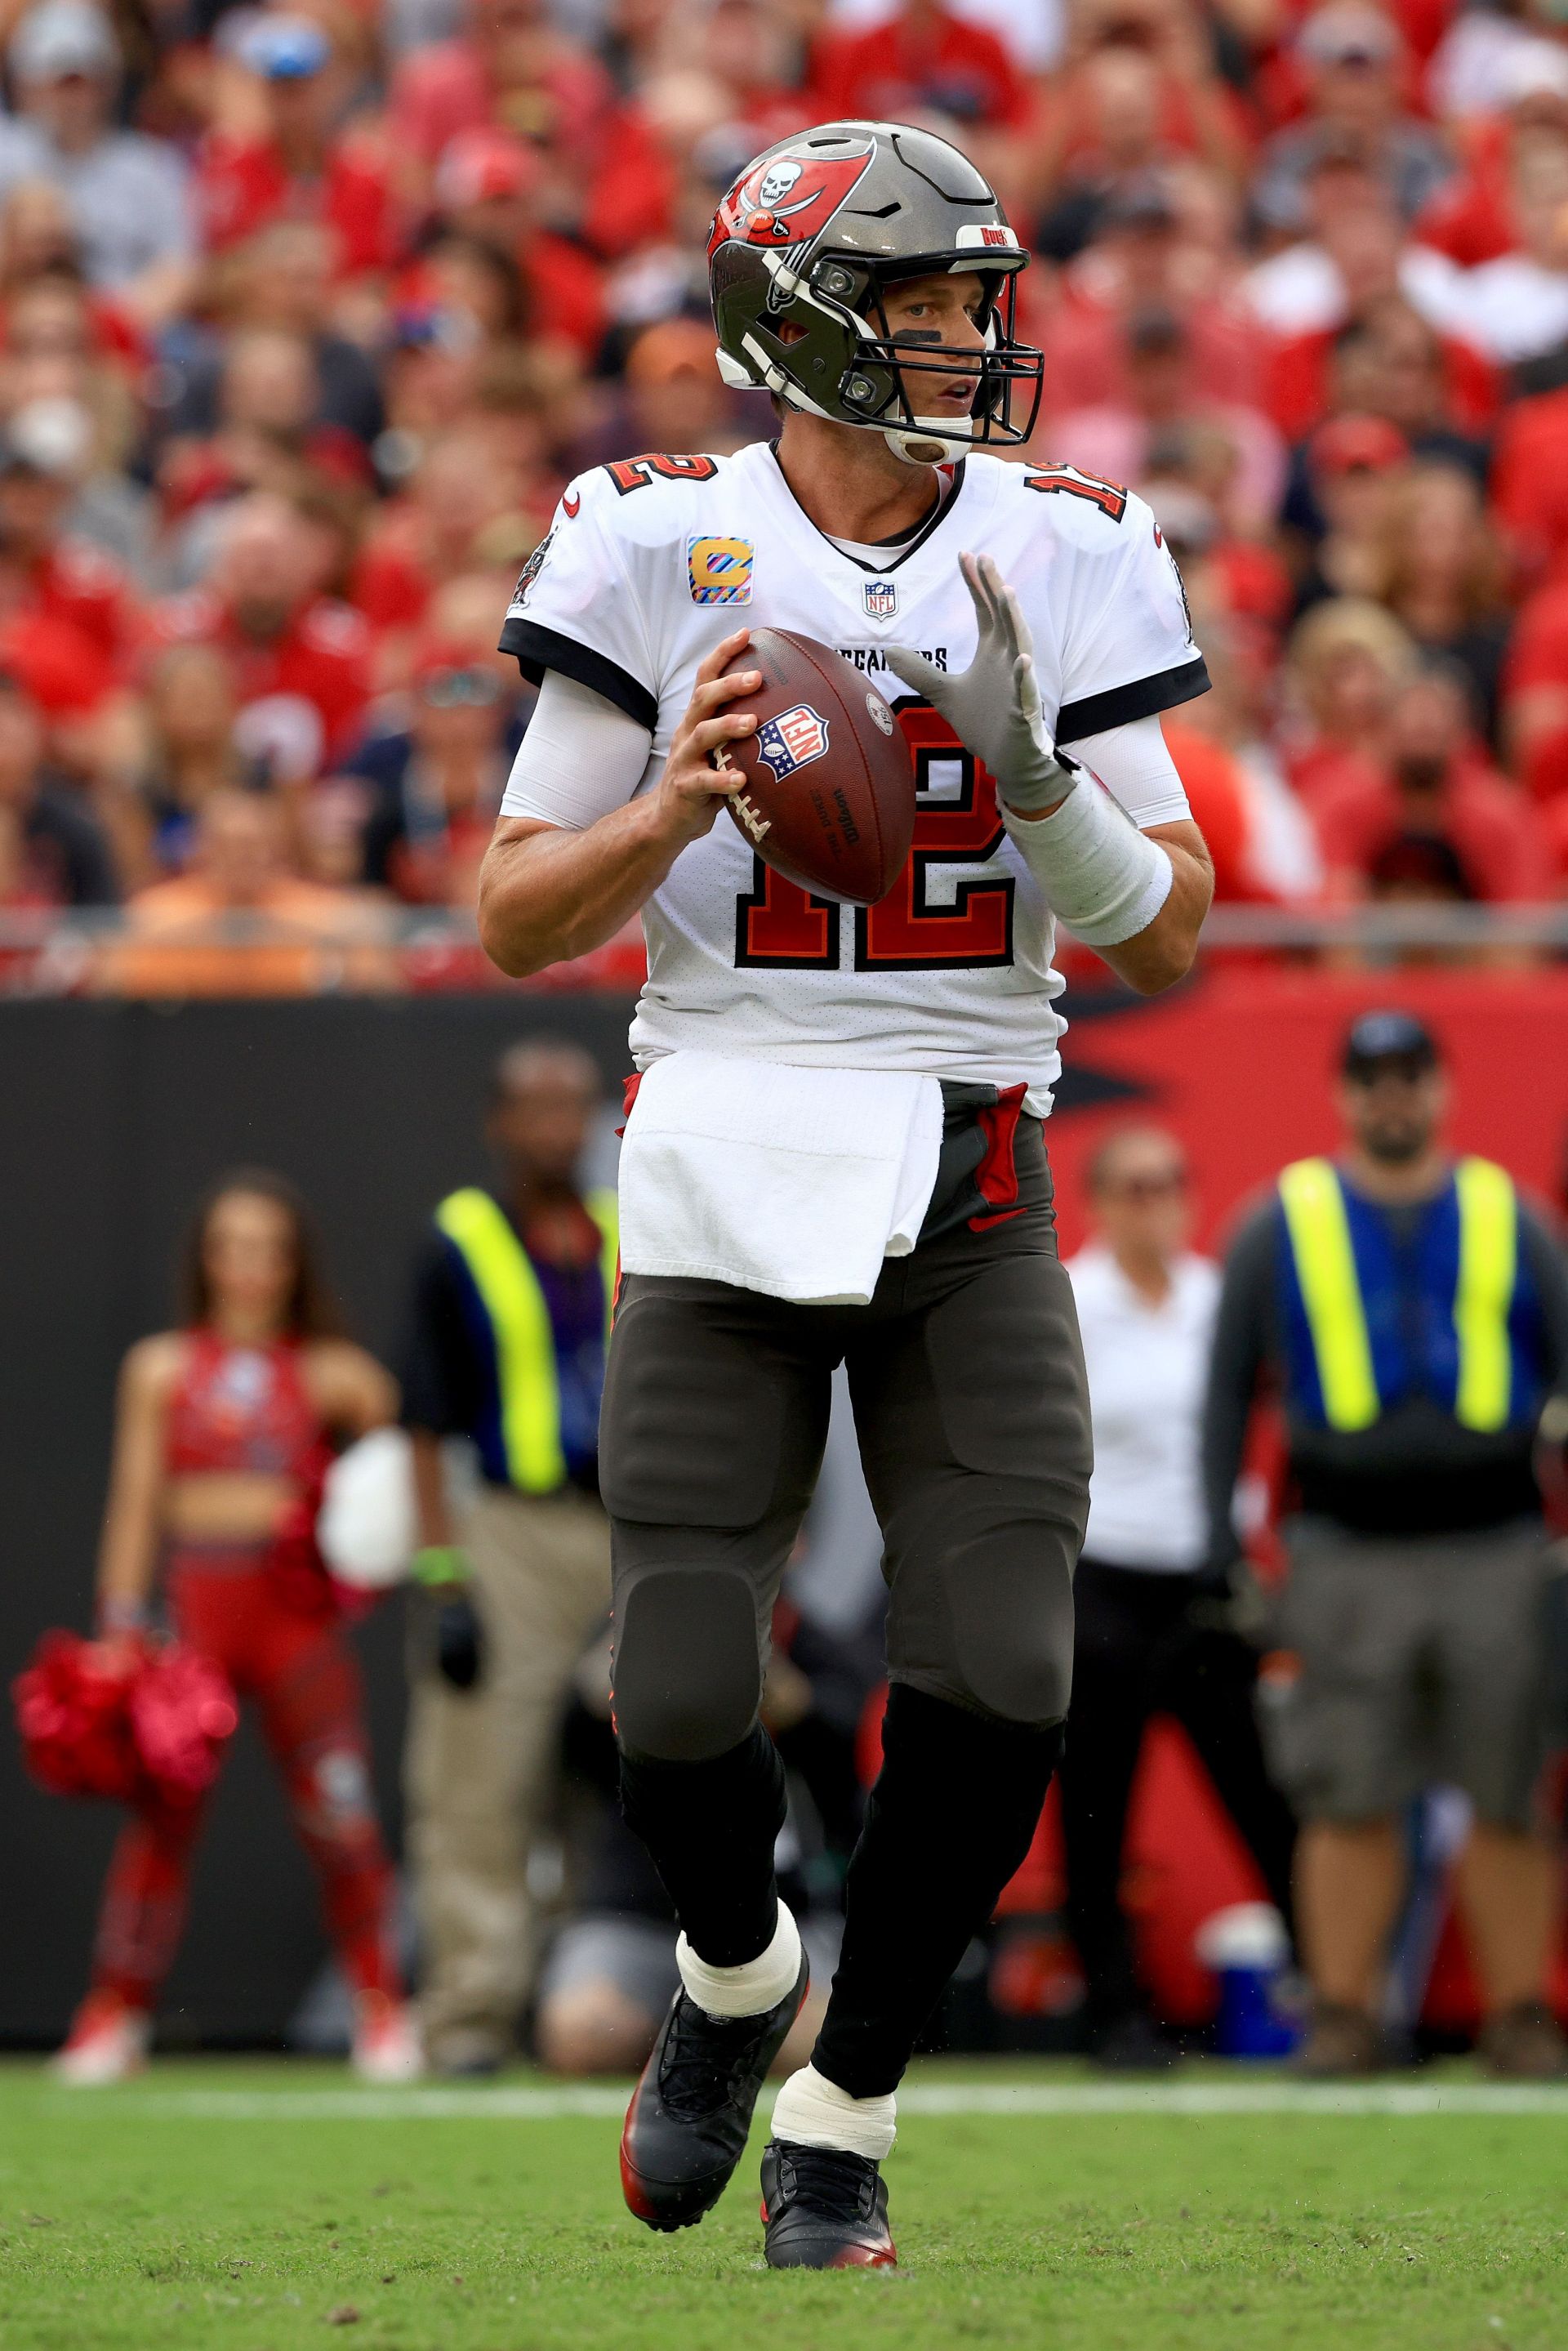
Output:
top-left (688, 534), bottom-right (754, 604)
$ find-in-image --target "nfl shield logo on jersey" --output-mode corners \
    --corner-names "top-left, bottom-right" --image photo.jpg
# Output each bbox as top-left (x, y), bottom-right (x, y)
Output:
top-left (756, 703), bottom-right (831, 781)
top-left (688, 535), bottom-right (755, 604)
top-left (862, 578), bottom-right (898, 622)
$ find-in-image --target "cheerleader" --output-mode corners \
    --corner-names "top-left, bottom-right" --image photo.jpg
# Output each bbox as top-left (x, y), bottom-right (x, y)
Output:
top-left (56, 1171), bottom-right (420, 2083)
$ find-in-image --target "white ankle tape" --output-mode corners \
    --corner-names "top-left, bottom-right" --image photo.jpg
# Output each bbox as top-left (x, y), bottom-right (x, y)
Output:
top-left (676, 1899), bottom-right (801, 2019)
top-left (769, 2063), bottom-right (897, 2162)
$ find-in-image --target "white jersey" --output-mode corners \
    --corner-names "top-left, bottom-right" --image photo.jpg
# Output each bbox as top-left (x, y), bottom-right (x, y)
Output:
top-left (1068, 1245), bottom-right (1221, 1571)
top-left (499, 439), bottom-right (1206, 1106)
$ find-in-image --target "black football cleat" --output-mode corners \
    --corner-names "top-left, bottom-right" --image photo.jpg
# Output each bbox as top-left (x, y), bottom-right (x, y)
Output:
top-left (760, 2139), bottom-right (897, 2269)
top-left (620, 1956), bottom-right (809, 2232)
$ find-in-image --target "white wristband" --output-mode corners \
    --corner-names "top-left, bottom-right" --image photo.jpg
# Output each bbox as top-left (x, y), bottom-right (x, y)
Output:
top-left (1003, 777), bottom-right (1172, 948)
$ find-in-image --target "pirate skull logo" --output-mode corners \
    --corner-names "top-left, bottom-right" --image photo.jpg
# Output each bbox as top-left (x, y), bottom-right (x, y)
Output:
top-left (758, 159), bottom-right (804, 209)
top-left (709, 141), bottom-right (876, 258)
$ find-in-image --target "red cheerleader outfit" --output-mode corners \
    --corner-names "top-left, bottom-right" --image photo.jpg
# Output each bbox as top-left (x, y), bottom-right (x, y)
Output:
top-left (88, 1331), bottom-right (399, 2012)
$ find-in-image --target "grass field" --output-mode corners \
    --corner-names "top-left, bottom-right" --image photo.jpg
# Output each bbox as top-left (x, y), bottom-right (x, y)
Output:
top-left (3, 2059), bottom-right (1567, 2351)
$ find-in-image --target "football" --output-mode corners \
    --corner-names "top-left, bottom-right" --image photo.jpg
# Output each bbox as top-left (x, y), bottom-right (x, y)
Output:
top-left (714, 628), bottom-right (915, 906)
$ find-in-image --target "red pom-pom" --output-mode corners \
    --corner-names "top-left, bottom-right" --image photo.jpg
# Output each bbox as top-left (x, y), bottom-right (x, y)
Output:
top-left (11, 1631), bottom-right (144, 1802)
top-left (12, 1629), bottom-right (238, 1809)
top-left (129, 1644), bottom-right (238, 1807)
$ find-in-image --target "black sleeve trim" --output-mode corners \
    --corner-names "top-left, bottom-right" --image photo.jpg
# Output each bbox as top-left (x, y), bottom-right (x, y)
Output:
top-left (498, 618), bottom-right (658, 734)
top-left (1055, 654), bottom-right (1211, 746)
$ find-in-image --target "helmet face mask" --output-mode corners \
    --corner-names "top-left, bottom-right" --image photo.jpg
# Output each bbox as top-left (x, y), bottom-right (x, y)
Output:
top-left (831, 270), bottom-right (1041, 454)
top-left (709, 122), bottom-right (1044, 466)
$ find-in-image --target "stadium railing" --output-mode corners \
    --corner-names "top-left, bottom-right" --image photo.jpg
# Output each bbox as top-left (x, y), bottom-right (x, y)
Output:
top-left (0, 906), bottom-right (1564, 994)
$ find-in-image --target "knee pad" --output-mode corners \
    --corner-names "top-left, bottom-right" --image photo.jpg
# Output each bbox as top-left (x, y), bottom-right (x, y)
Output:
top-left (944, 1533), bottom-right (1076, 1729)
top-left (612, 1568), bottom-right (764, 1761)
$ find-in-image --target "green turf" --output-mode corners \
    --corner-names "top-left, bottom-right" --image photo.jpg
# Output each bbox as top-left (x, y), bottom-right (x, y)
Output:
top-left (2, 2059), bottom-right (1566, 2351)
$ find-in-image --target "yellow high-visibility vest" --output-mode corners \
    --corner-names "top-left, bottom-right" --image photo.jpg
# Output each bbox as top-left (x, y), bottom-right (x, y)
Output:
top-left (434, 1186), bottom-right (618, 1492)
top-left (1277, 1155), bottom-right (1516, 1435)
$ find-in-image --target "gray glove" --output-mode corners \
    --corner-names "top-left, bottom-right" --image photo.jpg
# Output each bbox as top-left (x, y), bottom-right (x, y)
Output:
top-left (885, 553), bottom-right (1075, 814)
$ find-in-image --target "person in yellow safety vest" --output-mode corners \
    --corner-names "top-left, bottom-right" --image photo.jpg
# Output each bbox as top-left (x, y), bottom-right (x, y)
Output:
top-left (1202, 1010), bottom-right (1568, 2082)
top-left (400, 1037), bottom-right (616, 2077)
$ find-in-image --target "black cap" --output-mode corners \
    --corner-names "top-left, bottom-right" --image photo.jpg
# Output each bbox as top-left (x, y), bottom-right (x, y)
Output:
top-left (1342, 1009), bottom-right (1440, 1077)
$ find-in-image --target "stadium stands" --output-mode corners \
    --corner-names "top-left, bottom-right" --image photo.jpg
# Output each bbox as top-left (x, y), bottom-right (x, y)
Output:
top-left (0, 0), bottom-right (1555, 990)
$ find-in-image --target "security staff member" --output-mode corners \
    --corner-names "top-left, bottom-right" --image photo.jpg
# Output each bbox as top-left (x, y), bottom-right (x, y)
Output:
top-left (1204, 1011), bottom-right (1568, 2079)
top-left (402, 1039), bottom-right (615, 2076)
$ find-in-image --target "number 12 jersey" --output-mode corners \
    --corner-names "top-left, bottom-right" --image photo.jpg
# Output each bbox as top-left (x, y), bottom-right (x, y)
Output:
top-left (499, 439), bottom-right (1208, 1109)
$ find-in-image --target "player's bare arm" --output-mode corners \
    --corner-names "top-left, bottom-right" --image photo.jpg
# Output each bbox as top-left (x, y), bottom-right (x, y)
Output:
top-left (478, 636), bottom-right (761, 977)
top-left (1102, 817), bottom-right (1214, 993)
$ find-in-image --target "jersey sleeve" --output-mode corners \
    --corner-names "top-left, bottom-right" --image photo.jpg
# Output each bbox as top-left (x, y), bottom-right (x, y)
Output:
top-left (1054, 492), bottom-right (1209, 747)
top-left (498, 473), bottom-right (658, 733)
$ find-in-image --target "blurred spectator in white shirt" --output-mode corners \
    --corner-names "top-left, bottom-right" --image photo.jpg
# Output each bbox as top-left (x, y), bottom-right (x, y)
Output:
top-left (1429, 4), bottom-right (1568, 125)
top-left (1061, 1126), bottom-right (1296, 2067)
top-left (1417, 131), bottom-right (1568, 363)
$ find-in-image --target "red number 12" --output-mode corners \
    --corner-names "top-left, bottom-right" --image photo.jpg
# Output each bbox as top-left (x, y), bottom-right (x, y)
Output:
top-left (733, 702), bottom-right (1015, 971)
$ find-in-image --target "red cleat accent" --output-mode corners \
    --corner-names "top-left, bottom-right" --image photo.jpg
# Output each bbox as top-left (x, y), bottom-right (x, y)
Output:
top-left (829, 2241), bottom-right (898, 2268)
top-left (619, 2114), bottom-right (663, 2226)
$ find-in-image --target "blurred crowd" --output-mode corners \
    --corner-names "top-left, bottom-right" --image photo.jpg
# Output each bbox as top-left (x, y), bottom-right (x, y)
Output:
top-left (0, 0), bottom-right (1565, 981)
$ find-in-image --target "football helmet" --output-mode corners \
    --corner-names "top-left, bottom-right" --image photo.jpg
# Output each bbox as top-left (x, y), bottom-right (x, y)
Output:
top-left (708, 120), bottom-right (1043, 467)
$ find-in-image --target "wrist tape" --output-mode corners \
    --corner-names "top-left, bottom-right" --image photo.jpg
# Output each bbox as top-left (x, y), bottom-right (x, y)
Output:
top-left (1003, 774), bottom-right (1172, 946)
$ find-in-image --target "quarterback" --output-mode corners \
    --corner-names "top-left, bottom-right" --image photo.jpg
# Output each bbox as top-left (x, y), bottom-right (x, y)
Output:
top-left (479, 121), bottom-right (1214, 2268)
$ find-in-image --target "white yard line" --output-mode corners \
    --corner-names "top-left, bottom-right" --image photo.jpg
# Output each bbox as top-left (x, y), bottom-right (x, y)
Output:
top-left (91, 2081), bottom-right (1568, 2121)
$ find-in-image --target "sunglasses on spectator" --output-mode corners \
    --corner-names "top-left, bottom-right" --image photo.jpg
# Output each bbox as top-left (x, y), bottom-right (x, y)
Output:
top-left (421, 667), bottom-right (501, 708)
top-left (1344, 1055), bottom-right (1434, 1088)
top-left (1102, 1169), bottom-right (1187, 1201)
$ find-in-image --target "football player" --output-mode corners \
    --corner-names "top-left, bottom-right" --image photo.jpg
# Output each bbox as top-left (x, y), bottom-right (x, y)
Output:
top-left (479, 122), bottom-right (1214, 2269)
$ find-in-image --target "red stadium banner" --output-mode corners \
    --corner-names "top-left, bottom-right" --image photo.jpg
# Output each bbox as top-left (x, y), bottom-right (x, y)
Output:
top-left (1045, 963), bottom-right (1568, 1257)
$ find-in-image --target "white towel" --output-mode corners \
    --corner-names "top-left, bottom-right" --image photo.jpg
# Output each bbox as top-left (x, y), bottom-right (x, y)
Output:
top-left (618, 1052), bottom-right (942, 1305)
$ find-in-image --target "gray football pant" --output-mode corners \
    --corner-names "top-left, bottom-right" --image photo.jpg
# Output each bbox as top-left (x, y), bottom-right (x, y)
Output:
top-left (601, 1123), bottom-right (1091, 1755)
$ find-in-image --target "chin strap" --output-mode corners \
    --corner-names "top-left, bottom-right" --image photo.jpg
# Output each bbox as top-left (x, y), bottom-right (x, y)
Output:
top-left (883, 420), bottom-right (971, 466)
top-left (718, 337), bottom-right (980, 468)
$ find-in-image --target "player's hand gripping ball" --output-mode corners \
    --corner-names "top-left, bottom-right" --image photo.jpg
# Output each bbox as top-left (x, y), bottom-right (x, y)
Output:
top-left (712, 629), bottom-right (914, 905)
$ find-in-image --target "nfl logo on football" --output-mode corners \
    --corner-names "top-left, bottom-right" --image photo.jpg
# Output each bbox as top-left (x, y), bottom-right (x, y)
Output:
top-left (862, 578), bottom-right (898, 621)
top-left (756, 703), bottom-right (831, 780)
